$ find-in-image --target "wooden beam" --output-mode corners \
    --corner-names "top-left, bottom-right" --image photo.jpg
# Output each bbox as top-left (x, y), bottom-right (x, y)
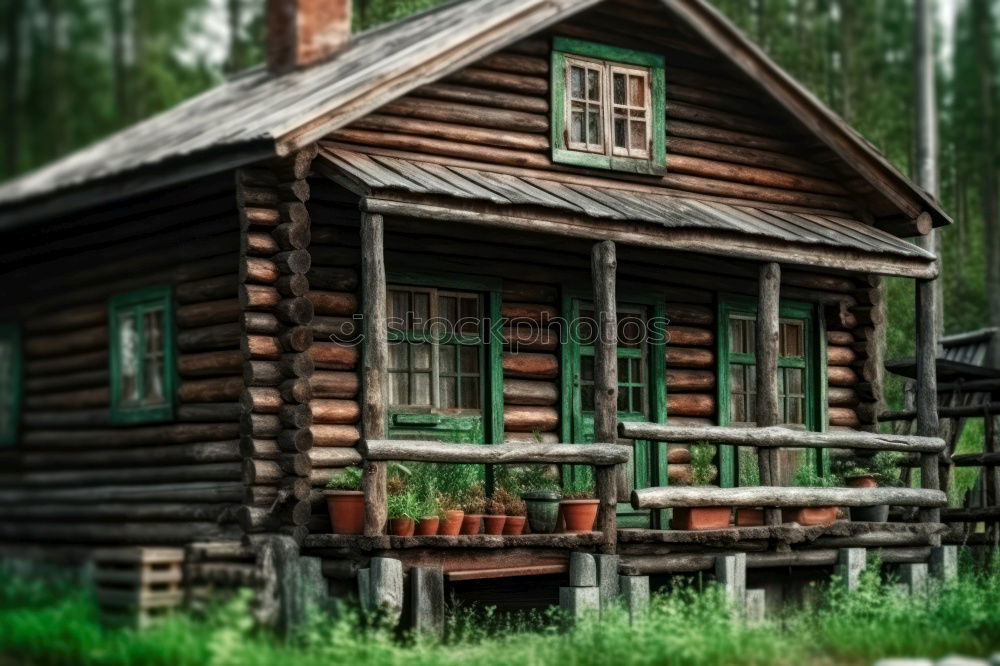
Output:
top-left (592, 240), bottom-right (619, 552)
top-left (618, 422), bottom-right (945, 453)
top-left (630, 486), bottom-right (947, 510)
top-left (756, 262), bottom-right (781, 525)
top-left (361, 212), bottom-right (388, 537)
top-left (874, 212), bottom-right (933, 238)
top-left (881, 402), bottom-right (1000, 421)
top-left (915, 278), bottom-right (941, 523)
top-left (360, 440), bottom-right (630, 465)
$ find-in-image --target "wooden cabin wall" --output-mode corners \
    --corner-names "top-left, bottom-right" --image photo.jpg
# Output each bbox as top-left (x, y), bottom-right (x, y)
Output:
top-left (0, 177), bottom-right (244, 545)
top-left (302, 191), bottom-right (879, 528)
top-left (326, 0), bottom-right (869, 219)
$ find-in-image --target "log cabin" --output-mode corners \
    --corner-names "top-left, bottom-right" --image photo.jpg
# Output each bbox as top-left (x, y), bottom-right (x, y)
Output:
top-left (0, 0), bottom-right (957, 615)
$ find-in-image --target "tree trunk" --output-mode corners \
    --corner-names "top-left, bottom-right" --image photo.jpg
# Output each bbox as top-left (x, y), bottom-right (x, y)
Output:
top-left (975, 0), bottom-right (1000, 363)
top-left (3, 0), bottom-right (23, 176)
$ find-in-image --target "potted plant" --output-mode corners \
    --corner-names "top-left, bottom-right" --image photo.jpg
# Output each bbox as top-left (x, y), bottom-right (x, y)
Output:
top-left (782, 465), bottom-right (839, 526)
top-left (387, 476), bottom-right (420, 537)
top-left (460, 481), bottom-right (486, 535)
top-left (436, 491), bottom-right (465, 536)
top-left (415, 493), bottom-right (441, 536)
top-left (500, 487), bottom-right (526, 535)
top-left (838, 452), bottom-right (901, 522)
top-left (560, 476), bottom-right (599, 532)
top-left (673, 443), bottom-right (732, 530)
top-left (483, 492), bottom-right (508, 535)
top-left (323, 466), bottom-right (364, 535)
top-left (519, 466), bottom-right (562, 534)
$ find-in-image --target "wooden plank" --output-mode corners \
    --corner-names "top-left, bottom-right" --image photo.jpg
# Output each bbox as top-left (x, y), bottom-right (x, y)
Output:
top-left (360, 440), bottom-right (630, 465)
top-left (361, 212), bottom-right (388, 537)
top-left (630, 486), bottom-right (948, 510)
top-left (445, 564), bottom-right (567, 581)
top-left (617, 422), bottom-right (944, 453)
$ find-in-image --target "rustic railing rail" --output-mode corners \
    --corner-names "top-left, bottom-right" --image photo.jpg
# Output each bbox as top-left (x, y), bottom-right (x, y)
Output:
top-left (359, 439), bottom-right (631, 549)
top-left (618, 422), bottom-right (948, 520)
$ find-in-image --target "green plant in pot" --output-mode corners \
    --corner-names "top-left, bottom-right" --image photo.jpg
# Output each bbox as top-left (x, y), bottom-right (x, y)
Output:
top-left (836, 452), bottom-right (901, 522)
top-left (460, 481), bottom-right (487, 535)
top-left (673, 443), bottom-right (731, 530)
top-left (323, 466), bottom-right (364, 535)
top-left (514, 465), bottom-right (562, 534)
top-left (387, 485), bottom-right (422, 537)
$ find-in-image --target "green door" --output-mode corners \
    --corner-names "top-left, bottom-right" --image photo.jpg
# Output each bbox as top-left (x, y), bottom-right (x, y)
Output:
top-left (566, 299), bottom-right (667, 527)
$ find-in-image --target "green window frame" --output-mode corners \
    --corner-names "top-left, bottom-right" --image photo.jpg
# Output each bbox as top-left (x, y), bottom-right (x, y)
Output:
top-left (109, 286), bottom-right (176, 424)
top-left (384, 272), bottom-right (504, 446)
top-left (0, 323), bottom-right (22, 446)
top-left (716, 295), bottom-right (827, 487)
top-left (551, 37), bottom-right (667, 175)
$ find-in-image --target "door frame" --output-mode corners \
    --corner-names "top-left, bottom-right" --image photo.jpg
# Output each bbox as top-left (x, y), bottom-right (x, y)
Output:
top-left (559, 282), bottom-right (669, 527)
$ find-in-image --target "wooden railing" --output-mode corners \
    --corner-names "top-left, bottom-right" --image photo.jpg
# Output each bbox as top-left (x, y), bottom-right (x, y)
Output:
top-left (359, 439), bottom-right (632, 551)
top-left (618, 423), bottom-right (948, 519)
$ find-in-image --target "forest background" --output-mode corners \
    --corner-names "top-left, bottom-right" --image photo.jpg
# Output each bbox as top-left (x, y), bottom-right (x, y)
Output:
top-left (2, 0), bottom-right (998, 413)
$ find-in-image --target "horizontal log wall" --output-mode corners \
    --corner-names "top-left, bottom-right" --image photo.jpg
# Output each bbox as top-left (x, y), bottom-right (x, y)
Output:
top-left (0, 175), bottom-right (243, 545)
top-left (327, 3), bottom-right (873, 217)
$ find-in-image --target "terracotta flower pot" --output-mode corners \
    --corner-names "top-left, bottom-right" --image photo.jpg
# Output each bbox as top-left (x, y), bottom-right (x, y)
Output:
top-left (460, 513), bottom-right (482, 535)
top-left (846, 474), bottom-right (879, 489)
top-left (415, 516), bottom-right (440, 536)
top-left (782, 506), bottom-right (838, 526)
top-left (502, 515), bottom-right (526, 536)
top-left (850, 504), bottom-right (889, 522)
top-left (672, 506), bottom-right (732, 530)
top-left (324, 490), bottom-right (365, 535)
top-left (483, 514), bottom-right (507, 535)
top-left (390, 517), bottom-right (415, 537)
top-left (560, 499), bottom-right (599, 532)
top-left (438, 510), bottom-right (465, 535)
top-left (736, 508), bottom-right (764, 526)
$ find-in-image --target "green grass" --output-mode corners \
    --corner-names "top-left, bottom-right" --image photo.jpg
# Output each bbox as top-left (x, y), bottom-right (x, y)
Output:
top-left (2, 558), bottom-right (1000, 666)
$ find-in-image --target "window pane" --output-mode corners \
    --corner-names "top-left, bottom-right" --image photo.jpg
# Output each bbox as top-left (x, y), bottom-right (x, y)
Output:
top-left (459, 297), bottom-right (480, 335)
top-left (460, 345), bottom-right (479, 374)
top-left (630, 120), bottom-right (646, 150)
top-left (571, 106), bottom-right (585, 143)
top-left (440, 376), bottom-right (457, 408)
top-left (439, 296), bottom-right (457, 333)
top-left (587, 107), bottom-right (601, 145)
top-left (780, 321), bottom-right (804, 357)
top-left (570, 66), bottom-right (585, 98)
top-left (631, 386), bottom-right (643, 412)
top-left (413, 292), bottom-right (430, 329)
top-left (411, 342), bottom-right (431, 371)
top-left (785, 367), bottom-right (803, 395)
top-left (586, 68), bottom-right (600, 101)
top-left (143, 310), bottom-right (165, 404)
top-left (613, 72), bottom-right (626, 104)
top-left (412, 373), bottom-right (431, 406)
top-left (629, 74), bottom-right (644, 106)
top-left (389, 372), bottom-right (409, 405)
top-left (461, 377), bottom-right (480, 409)
top-left (617, 356), bottom-right (629, 379)
top-left (439, 344), bottom-right (456, 375)
top-left (617, 387), bottom-right (628, 411)
top-left (730, 364), bottom-right (745, 422)
top-left (613, 116), bottom-right (627, 149)
top-left (388, 290), bottom-right (409, 329)
top-left (388, 342), bottom-right (408, 371)
top-left (118, 311), bottom-right (140, 405)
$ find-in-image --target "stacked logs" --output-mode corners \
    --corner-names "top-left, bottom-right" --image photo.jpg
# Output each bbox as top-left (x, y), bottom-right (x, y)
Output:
top-left (501, 282), bottom-right (560, 443)
top-left (236, 148), bottom-right (317, 543)
top-left (2, 192), bottom-right (244, 544)
top-left (302, 203), bottom-right (363, 522)
top-left (665, 300), bottom-right (716, 485)
top-left (823, 274), bottom-right (870, 433)
top-left (328, 30), bottom-right (857, 214)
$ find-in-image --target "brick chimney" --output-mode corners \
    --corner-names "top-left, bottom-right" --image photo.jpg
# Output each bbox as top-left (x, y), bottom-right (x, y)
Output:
top-left (266, 0), bottom-right (352, 72)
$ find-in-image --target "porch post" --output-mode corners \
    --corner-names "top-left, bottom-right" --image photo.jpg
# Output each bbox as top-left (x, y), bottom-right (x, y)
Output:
top-left (756, 263), bottom-right (782, 526)
top-left (915, 278), bottom-right (941, 523)
top-left (361, 213), bottom-right (388, 536)
top-left (591, 240), bottom-right (619, 552)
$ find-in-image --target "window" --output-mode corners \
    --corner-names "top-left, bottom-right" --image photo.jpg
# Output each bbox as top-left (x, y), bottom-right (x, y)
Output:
top-left (110, 286), bottom-right (175, 423)
top-left (552, 37), bottom-right (666, 173)
top-left (387, 286), bottom-right (484, 412)
top-left (576, 306), bottom-right (648, 416)
top-left (717, 296), bottom-right (825, 488)
top-left (0, 324), bottom-right (21, 445)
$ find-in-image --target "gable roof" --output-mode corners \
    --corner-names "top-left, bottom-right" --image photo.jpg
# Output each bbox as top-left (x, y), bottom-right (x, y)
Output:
top-left (0, 0), bottom-right (950, 235)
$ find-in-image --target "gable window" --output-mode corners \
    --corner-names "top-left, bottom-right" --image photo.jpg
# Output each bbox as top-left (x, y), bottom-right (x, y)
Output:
top-left (717, 296), bottom-right (825, 487)
top-left (552, 37), bottom-right (666, 174)
top-left (110, 286), bottom-right (175, 423)
top-left (0, 324), bottom-right (21, 446)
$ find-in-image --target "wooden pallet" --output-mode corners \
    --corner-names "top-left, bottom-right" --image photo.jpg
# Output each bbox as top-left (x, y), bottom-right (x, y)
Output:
top-left (91, 547), bottom-right (185, 629)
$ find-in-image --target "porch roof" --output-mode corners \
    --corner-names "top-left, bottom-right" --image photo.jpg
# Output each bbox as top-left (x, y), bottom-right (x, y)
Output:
top-left (317, 147), bottom-right (936, 277)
